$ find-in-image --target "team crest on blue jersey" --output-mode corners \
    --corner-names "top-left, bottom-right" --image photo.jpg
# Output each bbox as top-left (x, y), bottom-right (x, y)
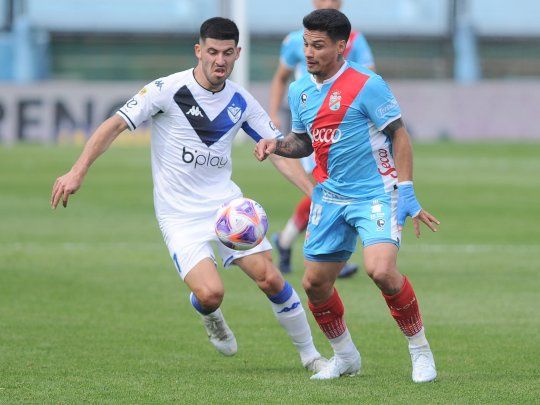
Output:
top-left (227, 105), bottom-right (242, 123)
top-left (301, 93), bottom-right (307, 106)
top-left (329, 91), bottom-right (342, 111)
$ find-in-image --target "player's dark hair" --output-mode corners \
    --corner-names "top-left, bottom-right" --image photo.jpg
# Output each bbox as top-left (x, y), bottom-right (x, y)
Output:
top-left (200, 17), bottom-right (239, 45)
top-left (303, 9), bottom-right (351, 42)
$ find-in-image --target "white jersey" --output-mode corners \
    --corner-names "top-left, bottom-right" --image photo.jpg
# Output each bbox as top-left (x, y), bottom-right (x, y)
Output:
top-left (116, 69), bottom-right (281, 222)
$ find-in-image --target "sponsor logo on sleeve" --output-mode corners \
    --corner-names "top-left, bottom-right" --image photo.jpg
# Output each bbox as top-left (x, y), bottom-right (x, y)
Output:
top-left (126, 98), bottom-right (138, 108)
top-left (154, 80), bottom-right (164, 91)
top-left (376, 98), bottom-right (398, 118)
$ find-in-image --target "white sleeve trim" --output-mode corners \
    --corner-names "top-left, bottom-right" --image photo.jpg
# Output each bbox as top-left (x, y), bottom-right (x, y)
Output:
top-left (116, 110), bottom-right (136, 131)
top-left (378, 114), bottom-right (402, 132)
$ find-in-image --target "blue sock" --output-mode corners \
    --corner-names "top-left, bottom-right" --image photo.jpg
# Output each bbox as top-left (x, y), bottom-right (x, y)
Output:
top-left (190, 292), bottom-right (214, 315)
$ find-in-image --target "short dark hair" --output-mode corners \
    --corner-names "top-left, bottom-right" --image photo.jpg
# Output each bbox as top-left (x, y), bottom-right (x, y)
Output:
top-left (199, 17), bottom-right (239, 45)
top-left (303, 9), bottom-right (351, 42)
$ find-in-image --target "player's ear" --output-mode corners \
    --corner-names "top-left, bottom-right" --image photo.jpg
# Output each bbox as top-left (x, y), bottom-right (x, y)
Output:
top-left (194, 43), bottom-right (202, 59)
top-left (235, 46), bottom-right (242, 60)
top-left (337, 39), bottom-right (346, 55)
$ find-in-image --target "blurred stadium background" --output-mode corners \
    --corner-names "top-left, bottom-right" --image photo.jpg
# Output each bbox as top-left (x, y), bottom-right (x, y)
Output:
top-left (1, 0), bottom-right (539, 403)
top-left (1, 0), bottom-right (540, 143)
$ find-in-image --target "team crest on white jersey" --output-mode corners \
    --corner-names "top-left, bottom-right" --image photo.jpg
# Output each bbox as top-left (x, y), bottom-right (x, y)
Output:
top-left (186, 105), bottom-right (204, 117)
top-left (227, 105), bottom-right (242, 123)
top-left (329, 91), bottom-right (341, 111)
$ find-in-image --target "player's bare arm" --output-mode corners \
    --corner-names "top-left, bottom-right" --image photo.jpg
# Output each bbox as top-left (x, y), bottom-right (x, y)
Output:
top-left (385, 118), bottom-right (440, 236)
top-left (269, 63), bottom-right (293, 128)
top-left (268, 154), bottom-right (314, 197)
top-left (254, 131), bottom-right (312, 161)
top-left (275, 132), bottom-right (313, 158)
top-left (50, 115), bottom-right (127, 209)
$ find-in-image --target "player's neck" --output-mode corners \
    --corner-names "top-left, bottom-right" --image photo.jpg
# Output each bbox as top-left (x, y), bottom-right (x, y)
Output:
top-left (313, 60), bottom-right (346, 84)
top-left (193, 66), bottom-right (225, 93)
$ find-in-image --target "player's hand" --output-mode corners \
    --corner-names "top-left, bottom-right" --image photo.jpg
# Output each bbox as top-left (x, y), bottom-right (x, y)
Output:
top-left (51, 170), bottom-right (84, 209)
top-left (254, 139), bottom-right (277, 161)
top-left (397, 182), bottom-right (440, 237)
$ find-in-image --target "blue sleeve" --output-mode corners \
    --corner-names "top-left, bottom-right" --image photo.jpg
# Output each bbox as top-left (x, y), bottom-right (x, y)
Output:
top-left (280, 32), bottom-right (302, 69)
top-left (288, 83), bottom-right (306, 133)
top-left (358, 75), bottom-right (401, 130)
top-left (349, 34), bottom-right (375, 69)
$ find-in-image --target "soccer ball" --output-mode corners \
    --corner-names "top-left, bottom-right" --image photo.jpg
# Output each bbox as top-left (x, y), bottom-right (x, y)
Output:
top-left (214, 197), bottom-right (268, 251)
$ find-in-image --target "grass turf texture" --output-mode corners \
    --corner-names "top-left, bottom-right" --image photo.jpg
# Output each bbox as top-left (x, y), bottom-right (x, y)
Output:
top-left (1, 142), bottom-right (539, 403)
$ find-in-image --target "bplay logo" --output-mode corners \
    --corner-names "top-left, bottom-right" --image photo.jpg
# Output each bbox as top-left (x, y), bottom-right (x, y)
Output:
top-left (181, 146), bottom-right (229, 169)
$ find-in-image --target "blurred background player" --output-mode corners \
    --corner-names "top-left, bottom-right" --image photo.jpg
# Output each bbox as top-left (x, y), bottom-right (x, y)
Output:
top-left (269, 0), bottom-right (375, 277)
top-left (255, 8), bottom-right (439, 382)
top-left (50, 17), bottom-right (327, 374)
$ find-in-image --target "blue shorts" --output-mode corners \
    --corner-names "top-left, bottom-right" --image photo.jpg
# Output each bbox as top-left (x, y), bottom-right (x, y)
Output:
top-left (304, 185), bottom-right (401, 262)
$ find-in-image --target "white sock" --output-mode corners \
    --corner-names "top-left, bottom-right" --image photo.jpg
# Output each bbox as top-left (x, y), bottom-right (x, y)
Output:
top-left (407, 327), bottom-right (429, 348)
top-left (329, 329), bottom-right (358, 359)
top-left (269, 282), bottom-right (321, 365)
top-left (279, 218), bottom-right (301, 249)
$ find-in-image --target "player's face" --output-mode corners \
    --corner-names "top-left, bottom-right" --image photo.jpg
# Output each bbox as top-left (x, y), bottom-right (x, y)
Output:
top-left (313, 0), bottom-right (342, 9)
top-left (303, 30), bottom-right (346, 81)
top-left (194, 38), bottom-right (241, 91)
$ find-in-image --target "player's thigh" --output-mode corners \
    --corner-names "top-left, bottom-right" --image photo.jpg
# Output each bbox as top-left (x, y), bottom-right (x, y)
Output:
top-left (183, 257), bottom-right (224, 299)
top-left (362, 242), bottom-right (399, 275)
top-left (303, 186), bottom-right (358, 260)
top-left (234, 250), bottom-right (284, 296)
top-left (216, 235), bottom-right (272, 268)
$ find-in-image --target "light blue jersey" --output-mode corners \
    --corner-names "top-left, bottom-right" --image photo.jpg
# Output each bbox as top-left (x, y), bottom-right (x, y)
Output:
top-left (289, 62), bottom-right (401, 199)
top-left (280, 29), bottom-right (375, 80)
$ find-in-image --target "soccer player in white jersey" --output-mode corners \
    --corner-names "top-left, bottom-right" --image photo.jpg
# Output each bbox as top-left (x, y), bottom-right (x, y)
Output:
top-left (255, 9), bottom-right (440, 382)
top-left (269, 0), bottom-right (375, 278)
top-left (51, 17), bottom-right (327, 374)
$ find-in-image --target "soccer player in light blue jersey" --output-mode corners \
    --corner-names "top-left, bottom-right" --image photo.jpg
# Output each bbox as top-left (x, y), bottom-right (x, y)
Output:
top-left (255, 9), bottom-right (440, 383)
top-left (269, 0), bottom-right (375, 278)
top-left (51, 17), bottom-right (328, 375)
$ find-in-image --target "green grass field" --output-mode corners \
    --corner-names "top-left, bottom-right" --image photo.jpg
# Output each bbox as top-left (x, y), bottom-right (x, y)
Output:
top-left (1, 142), bottom-right (539, 403)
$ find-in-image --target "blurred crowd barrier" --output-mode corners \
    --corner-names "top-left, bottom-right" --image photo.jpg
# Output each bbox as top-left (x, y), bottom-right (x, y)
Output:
top-left (0, 80), bottom-right (538, 144)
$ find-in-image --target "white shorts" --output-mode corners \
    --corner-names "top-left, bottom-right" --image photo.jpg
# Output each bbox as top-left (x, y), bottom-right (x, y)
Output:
top-left (159, 213), bottom-right (272, 280)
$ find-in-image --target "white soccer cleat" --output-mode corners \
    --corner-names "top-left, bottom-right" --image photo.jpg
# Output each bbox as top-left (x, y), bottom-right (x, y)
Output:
top-left (303, 356), bottom-right (329, 373)
top-left (409, 344), bottom-right (437, 383)
top-left (310, 352), bottom-right (361, 380)
top-left (202, 311), bottom-right (238, 356)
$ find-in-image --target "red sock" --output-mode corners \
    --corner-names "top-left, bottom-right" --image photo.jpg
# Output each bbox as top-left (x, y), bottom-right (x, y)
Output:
top-left (292, 196), bottom-right (311, 231)
top-left (382, 276), bottom-right (423, 337)
top-left (308, 289), bottom-right (347, 339)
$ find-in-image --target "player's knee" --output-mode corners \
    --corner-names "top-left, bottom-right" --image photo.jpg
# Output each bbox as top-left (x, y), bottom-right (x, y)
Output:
top-left (302, 273), bottom-right (331, 300)
top-left (194, 288), bottom-right (224, 311)
top-left (366, 264), bottom-right (400, 292)
top-left (256, 266), bottom-right (284, 296)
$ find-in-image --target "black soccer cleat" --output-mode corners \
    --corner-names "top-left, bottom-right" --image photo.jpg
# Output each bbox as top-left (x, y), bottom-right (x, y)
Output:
top-left (272, 233), bottom-right (292, 274)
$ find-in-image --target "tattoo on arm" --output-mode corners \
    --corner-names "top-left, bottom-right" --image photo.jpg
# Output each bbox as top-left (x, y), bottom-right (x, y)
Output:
top-left (383, 118), bottom-right (404, 138)
top-left (274, 132), bottom-right (313, 158)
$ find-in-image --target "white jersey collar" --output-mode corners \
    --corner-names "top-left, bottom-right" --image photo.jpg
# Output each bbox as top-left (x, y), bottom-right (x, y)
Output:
top-left (311, 61), bottom-right (348, 90)
top-left (190, 68), bottom-right (228, 95)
